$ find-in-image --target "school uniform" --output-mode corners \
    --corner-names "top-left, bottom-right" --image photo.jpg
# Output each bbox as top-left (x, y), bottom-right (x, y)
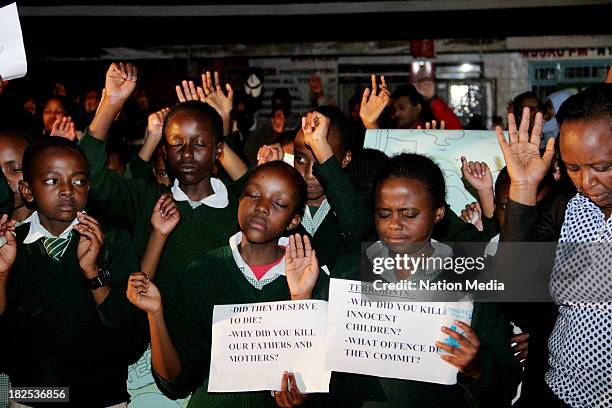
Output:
top-left (79, 131), bottom-right (243, 310)
top-left (0, 213), bottom-right (139, 408)
top-left (320, 244), bottom-right (522, 408)
top-left (293, 156), bottom-right (371, 272)
top-left (152, 231), bottom-right (329, 407)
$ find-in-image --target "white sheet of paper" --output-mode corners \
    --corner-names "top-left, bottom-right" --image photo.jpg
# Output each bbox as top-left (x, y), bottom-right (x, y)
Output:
top-left (208, 300), bottom-right (331, 393)
top-left (325, 278), bottom-right (473, 385)
top-left (0, 3), bottom-right (27, 80)
top-left (363, 129), bottom-right (505, 215)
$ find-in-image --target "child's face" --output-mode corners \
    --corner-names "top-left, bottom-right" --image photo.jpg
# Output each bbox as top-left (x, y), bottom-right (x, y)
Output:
top-left (375, 177), bottom-right (444, 254)
top-left (42, 98), bottom-right (66, 131)
top-left (293, 127), bottom-right (350, 204)
top-left (20, 147), bottom-right (89, 232)
top-left (391, 97), bottom-right (421, 129)
top-left (0, 136), bottom-right (28, 209)
top-left (163, 113), bottom-right (221, 186)
top-left (238, 167), bottom-right (301, 244)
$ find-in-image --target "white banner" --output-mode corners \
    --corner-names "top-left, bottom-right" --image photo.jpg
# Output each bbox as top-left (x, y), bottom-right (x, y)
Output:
top-left (364, 129), bottom-right (505, 215)
top-left (325, 278), bottom-right (473, 385)
top-left (0, 3), bottom-right (27, 80)
top-left (208, 300), bottom-right (331, 393)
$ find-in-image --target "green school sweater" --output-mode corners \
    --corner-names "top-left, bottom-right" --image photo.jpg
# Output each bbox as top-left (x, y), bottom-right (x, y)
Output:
top-left (0, 169), bottom-right (12, 218)
top-left (0, 222), bottom-right (139, 408)
top-left (320, 251), bottom-right (522, 408)
top-left (79, 132), bottom-right (242, 309)
top-left (295, 156), bottom-right (371, 271)
top-left (153, 246), bottom-right (330, 408)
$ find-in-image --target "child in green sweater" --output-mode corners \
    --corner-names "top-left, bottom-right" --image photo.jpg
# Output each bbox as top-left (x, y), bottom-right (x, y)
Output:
top-left (326, 153), bottom-right (521, 407)
top-left (127, 160), bottom-right (324, 408)
top-left (0, 137), bottom-right (139, 408)
top-left (79, 63), bottom-right (243, 310)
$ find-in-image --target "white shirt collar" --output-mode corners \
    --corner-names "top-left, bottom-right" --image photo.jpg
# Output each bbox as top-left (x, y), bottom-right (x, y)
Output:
top-left (22, 211), bottom-right (80, 244)
top-left (229, 231), bottom-right (289, 283)
top-left (170, 177), bottom-right (229, 209)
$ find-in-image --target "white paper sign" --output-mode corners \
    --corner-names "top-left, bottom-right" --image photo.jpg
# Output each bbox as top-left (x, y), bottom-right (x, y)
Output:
top-left (0, 3), bottom-right (27, 80)
top-left (208, 300), bottom-right (331, 393)
top-left (363, 129), bottom-right (505, 215)
top-left (325, 278), bottom-right (473, 385)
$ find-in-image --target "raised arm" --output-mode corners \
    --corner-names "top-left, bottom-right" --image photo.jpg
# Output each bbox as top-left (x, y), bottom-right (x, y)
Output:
top-left (359, 75), bottom-right (390, 130)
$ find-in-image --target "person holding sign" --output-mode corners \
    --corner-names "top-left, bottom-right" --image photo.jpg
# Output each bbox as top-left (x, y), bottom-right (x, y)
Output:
top-left (326, 153), bottom-right (521, 407)
top-left (127, 160), bottom-right (326, 407)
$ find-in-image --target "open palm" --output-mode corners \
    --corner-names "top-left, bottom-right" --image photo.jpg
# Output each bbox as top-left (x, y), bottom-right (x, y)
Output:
top-left (0, 215), bottom-right (16, 280)
top-left (360, 74), bottom-right (389, 129)
top-left (495, 107), bottom-right (555, 188)
top-left (285, 234), bottom-right (319, 300)
top-left (105, 62), bottom-right (138, 101)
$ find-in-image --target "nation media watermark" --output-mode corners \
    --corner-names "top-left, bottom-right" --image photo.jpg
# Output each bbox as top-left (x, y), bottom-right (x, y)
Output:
top-left (358, 241), bottom-right (612, 303)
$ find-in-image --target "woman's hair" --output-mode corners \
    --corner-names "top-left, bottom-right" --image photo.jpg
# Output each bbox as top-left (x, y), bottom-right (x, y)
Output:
top-left (346, 148), bottom-right (389, 193)
top-left (243, 160), bottom-right (308, 217)
top-left (556, 83), bottom-right (612, 127)
top-left (162, 101), bottom-right (223, 144)
top-left (373, 153), bottom-right (446, 208)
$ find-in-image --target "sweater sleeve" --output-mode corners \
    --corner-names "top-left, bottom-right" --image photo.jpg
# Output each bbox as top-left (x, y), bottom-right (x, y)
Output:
top-left (0, 169), bottom-right (13, 218)
top-left (313, 156), bottom-right (371, 249)
top-left (458, 303), bottom-right (522, 407)
top-left (95, 226), bottom-right (139, 335)
top-left (79, 130), bottom-right (160, 230)
top-left (128, 152), bottom-right (154, 182)
top-left (153, 261), bottom-right (212, 400)
top-left (430, 97), bottom-right (463, 130)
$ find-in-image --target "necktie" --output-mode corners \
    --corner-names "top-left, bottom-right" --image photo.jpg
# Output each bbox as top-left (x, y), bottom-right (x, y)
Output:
top-left (42, 235), bottom-right (72, 261)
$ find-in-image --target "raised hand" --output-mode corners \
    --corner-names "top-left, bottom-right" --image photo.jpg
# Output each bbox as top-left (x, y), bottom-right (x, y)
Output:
top-left (151, 193), bottom-right (181, 237)
top-left (461, 157), bottom-right (493, 193)
top-left (495, 107), bottom-right (555, 205)
top-left (175, 80), bottom-right (201, 103)
top-left (274, 371), bottom-right (308, 408)
top-left (147, 108), bottom-right (171, 142)
top-left (359, 74), bottom-right (390, 129)
top-left (0, 214), bottom-right (17, 281)
top-left (74, 212), bottom-right (104, 278)
top-left (201, 71), bottom-right (234, 119)
top-left (285, 234), bottom-right (319, 301)
top-left (417, 120), bottom-right (446, 130)
top-left (126, 272), bottom-right (162, 314)
top-left (104, 62), bottom-right (138, 102)
top-left (414, 78), bottom-right (436, 100)
top-left (257, 143), bottom-right (284, 165)
top-left (50, 116), bottom-right (77, 141)
top-left (437, 320), bottom-right (481, 379)
top-left (460, 202), bottom-right (483, 232)
top-left (301, 111), bottom-right (332, 163)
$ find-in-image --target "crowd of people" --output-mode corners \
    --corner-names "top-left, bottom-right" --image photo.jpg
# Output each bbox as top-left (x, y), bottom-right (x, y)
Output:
top-left (0, 61), bottom-right (610, 408)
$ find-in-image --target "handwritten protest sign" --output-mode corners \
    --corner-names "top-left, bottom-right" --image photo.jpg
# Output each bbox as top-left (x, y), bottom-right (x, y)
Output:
top-left (325, 278), bottom-right (473, 385)
top-left (363, 129), bottom-right (505, 215)
top-left (0, 3), bottom-right (27, 80)
top-left (208, 300), bottom-right (331, 393)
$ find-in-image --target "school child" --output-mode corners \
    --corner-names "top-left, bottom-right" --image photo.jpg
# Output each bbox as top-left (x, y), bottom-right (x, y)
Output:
top-left (327, 153), bottom-right (521, 407)
top-left (264, 108), bottom-right (372, 271)
top-left (127, 159), bottom-right (325, 407)
top-left (79, 63), bottom-right (244, 310)
top-left (0, 137), bottom-right (139, 408)
top-left (0, 131), bottom-right (32, 223)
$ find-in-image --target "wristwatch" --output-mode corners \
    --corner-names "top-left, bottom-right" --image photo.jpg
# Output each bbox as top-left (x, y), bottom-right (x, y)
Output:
top-left (83, 268), bottom-right (111, 290)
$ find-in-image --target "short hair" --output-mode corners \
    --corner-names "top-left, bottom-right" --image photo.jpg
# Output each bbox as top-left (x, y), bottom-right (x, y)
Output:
top-left (374, 153), bottom-right (446, 208)
top-left (312, 105), bottom-right (354, 154)
top-left (163, 101), bottom-right (223, 144)
top-left (494, 167), bottom-right (510, 197)
top-left (556, 83), bottom-right (612, 127)
top-left (390, 84), bottom-right (424, 107)
top-left (512, 92), bottom-right (542, 116)
top-left (0, 129), bottom-right (31, 145)
top-left (346, 148), bottom-right (389, 192)
top-left (22, 137), bottom-right (88, 182)
top-left (243, 161), bottom-right (307, 217)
